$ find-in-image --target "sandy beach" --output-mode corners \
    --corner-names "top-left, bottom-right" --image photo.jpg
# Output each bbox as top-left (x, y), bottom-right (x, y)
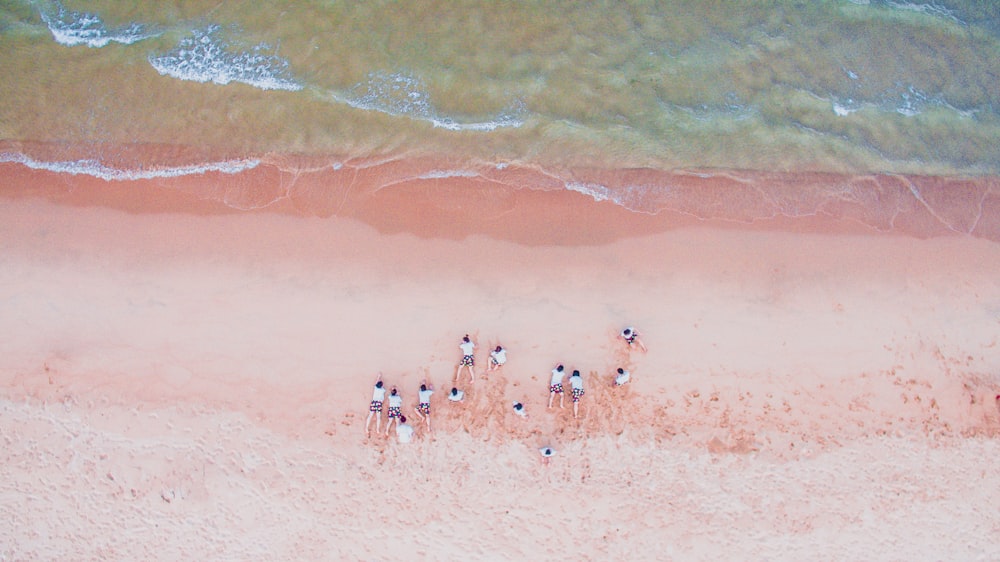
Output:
top-left (2, 160), bottom-right (999, 559)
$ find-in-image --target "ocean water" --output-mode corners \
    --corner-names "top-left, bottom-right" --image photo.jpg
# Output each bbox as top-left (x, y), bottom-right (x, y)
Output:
top-left (1, 0), bottom-right (998, 230)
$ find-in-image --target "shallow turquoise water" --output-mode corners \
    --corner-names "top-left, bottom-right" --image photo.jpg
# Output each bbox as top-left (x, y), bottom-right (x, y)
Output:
top-left (1, 0), bottom-right (998, 175)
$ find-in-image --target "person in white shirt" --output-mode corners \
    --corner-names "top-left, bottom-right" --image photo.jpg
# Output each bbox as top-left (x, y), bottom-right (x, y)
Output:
top-left (548, 364), bottom-right (566, 409)
top-left (512, 401), bottom-right (528, 418)
top-left (365, 373), bottom-right (386, 436)
top-left (488, 345), bottom-right (507, 372)
top-left (455, 334), bottom-right (477, 383)
top-left (395, 415), bottom-right (414, 444)
top-left (569, 370), bottom-right (585, 419)
top-left (412, 380), bottom-right (434, 432)
top-left (620, 326), bottom-right (647, 353)
top-left (614, 367), bottom-right (631, 386)
top-left (447, 387), bottom-right (464, 402)
top-left (384, 386), bottom-right (404, 436)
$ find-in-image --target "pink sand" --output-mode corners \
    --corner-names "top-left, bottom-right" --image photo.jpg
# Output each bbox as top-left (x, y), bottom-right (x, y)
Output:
top-left (2, 162), bottom-right (1000, 559)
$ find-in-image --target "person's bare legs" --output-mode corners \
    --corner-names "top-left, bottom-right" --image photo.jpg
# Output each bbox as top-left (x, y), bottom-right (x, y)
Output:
top-left (384, 416), bottom-right (396, 436)
top-left (573, 399), bottom-right (579, 419)
top-left (455, 363), bottom-right (475, 384)
top-left (548, 391), bottom-right (554, 409)
top-left (365, 411), bottom-right (376, 436)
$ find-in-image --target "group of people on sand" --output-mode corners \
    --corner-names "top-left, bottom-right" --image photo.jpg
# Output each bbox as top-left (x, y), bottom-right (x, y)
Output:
top-left (545, 327), bottom-right (645, 418)
top-left (453, 334), bottom-right (507, 384)
top-left (364, 374), bottom-right (435, 442)
top-left (365, 327), bottom-right (647, 447)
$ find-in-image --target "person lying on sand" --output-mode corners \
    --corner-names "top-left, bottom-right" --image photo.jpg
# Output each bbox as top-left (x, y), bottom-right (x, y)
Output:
top-left (448, 387), bottom-right (465, 402)
top-left (488, 345), bottom-right (507, 372)
top-left (396, 415), bottom-right (414, 444)
top-left (569, 370), bottom-right (585, 419)
top-left (539, 446), bottom-right (556, 465)
top-left (614, 368), bottom-right (631, 386)
top-left (455, 334), bottom-right (477, 384)
top-left (620, 326), bottom-right (648, 353)
top-left (384, 386), bottom-right (403, 436)
top-left (513, 401), bottom-right (528, 418)
top-left (548, 364), bottom-right (566, 409)
top-left (365, 374), bottom-right (386, 436)
top-left (412, 380), bottom-right (434, 432)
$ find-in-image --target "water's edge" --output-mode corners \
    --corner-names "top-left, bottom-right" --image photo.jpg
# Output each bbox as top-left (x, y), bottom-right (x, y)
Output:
top-left (2, 141), bottom-right (998, 245)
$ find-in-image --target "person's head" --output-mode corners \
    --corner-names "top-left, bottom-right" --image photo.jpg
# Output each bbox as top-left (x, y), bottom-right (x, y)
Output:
top-left (451, 387), bottom-right (459, 395)
top-left (463, 335), bottom-right (470, 343)
top-left (617, 368), bottom-right (624, 374)
top-left (556, 364), bottom-right (564, 372)
top-left (420, 384), bottom-right (427, 392)
top-left (495, 345), bottom-right (502, 352)
top-left (375, 381), bottom-right (383, 388)
top-left (572, 370), bottom-right (580, 377)
top-left (623, 328), bottom-right (632, 336)
top-left (513, 402), bottom-right (522, 410)
top-left (391, 387), bottom-right (397, 395)
top-left (399, 415), bottom-right (407, 424)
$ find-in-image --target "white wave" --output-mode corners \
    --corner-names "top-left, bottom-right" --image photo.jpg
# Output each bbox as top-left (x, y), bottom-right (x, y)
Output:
top-left (416, 169), bottom-right (481, 180)
top-left (0, 152), bottom-right (260, 182)
top-left (41, 4), bottom-right (157, 48)
top-left (884, 1), bottom-right (964, 25)
top-left (148, 25), bottom-right (302, 92)
top-left (833, 103), bottom-right (859, 116)
top-left (342, 71), bottom-right (524, 131)
top-left (566, 181), bottom-right (614, 203)
top-left (566, 181), bottom-right (659, 213)
top-left (894, 85), bottom-right (929, 116)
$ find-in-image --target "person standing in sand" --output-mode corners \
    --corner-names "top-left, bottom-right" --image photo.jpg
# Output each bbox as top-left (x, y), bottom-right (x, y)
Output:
top-left (448, 387), bottom-right (465, 402)
top-left (569, 370), bottom-right (585, 418)
top-left (384, 386), bottom-right (404, 436)
top-left (488, 345), bottom-right (507, 373)
top-left (412, 380), bottom-right (434, 432)
top-left (365, 374), bottom-right (386, 436)
top-left (455, 335), bottom-right (477, 383)
top-left (396, 415), bottom-right (414, 444)
top-left (614, 367), bottom-right (631, 386)
top-left (548, 364), bottom-right (566, 409)
top-left (620, 326), bottom-right (648, 353)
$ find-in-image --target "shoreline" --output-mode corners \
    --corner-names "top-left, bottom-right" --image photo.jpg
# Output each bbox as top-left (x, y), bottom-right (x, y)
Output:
top-left (3, 141), bottom-right (999, 244)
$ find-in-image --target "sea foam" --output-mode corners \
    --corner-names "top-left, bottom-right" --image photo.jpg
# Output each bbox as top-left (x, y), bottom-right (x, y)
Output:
top-left (883, 1), bottom-right (964, 25)
top-left (0, 152), bottom-right (260, 182)
top-left (148, 25), bottom-right (302, 91)
top-left (41, 4), bottom-right (157, 48)
top-left (342, 71), bottom-right (525, 131)
top-left (566, 181), bottom-right (661, 214)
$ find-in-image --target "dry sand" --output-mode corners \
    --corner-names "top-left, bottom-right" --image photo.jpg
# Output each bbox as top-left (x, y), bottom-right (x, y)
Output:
top-left (2, 163), bottom-right (1000, 560)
